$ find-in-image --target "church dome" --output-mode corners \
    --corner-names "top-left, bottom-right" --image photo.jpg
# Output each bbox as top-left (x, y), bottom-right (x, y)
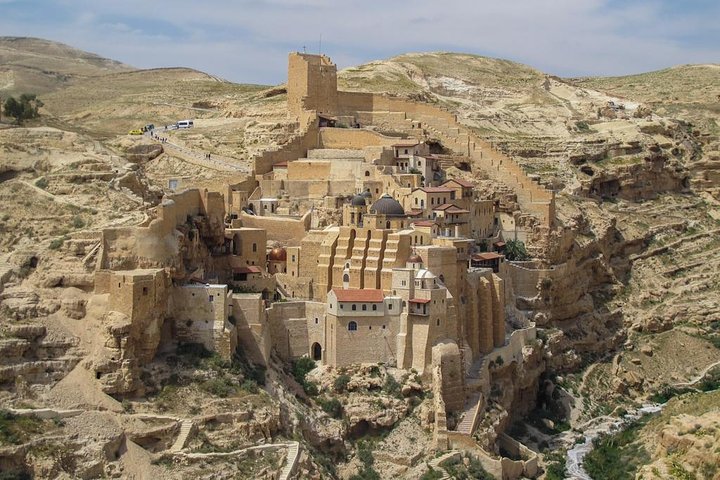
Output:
top-left (415, 269), bottom-right (436, 279)
top-left (370, 194), bottom-right (405, 217)
top-left (361, 190), bottom-right (373, 198)
top-left (351, 194), bottom-right (367, 206)
top-left (268, 247), bottom-right (287, 261)
top-left (407, 253), bottom-right (423, 264)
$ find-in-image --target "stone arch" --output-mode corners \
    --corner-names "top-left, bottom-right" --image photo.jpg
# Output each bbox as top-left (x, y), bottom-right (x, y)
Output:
top-left (311, 342), bottom-right (322, 361)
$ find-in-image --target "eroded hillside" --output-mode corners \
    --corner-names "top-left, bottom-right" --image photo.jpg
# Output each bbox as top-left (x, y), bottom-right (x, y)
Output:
top-left (1, 43), bottom-right (719, 479)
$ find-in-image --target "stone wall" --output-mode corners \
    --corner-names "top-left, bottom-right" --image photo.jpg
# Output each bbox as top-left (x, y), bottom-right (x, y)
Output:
top-left (230, 293), bottom-right (270, 365)
top-left (237, 211), bottom-right (311, 245)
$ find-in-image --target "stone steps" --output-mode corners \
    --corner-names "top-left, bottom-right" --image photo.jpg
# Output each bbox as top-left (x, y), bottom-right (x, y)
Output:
top-left (278, 441), bottom-right (300, 480)
top-left (427, 451), bottom-right (461, 480)
top-left (170, 420), bottom-right (194, 452)
top-left (455, 391), bottom-right (482, 435)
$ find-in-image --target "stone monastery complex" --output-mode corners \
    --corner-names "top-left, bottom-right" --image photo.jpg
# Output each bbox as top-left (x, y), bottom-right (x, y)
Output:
top-left (91, 53), bottom-right (558, 473)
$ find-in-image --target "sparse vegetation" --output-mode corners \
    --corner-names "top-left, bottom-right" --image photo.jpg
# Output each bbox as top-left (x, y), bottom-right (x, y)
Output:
top-left (583, 417), bottom-right (650, 480)
top-left (0, 410), bottom-right (46, 445)
top-left (3, 93), bottom-right (43, 124)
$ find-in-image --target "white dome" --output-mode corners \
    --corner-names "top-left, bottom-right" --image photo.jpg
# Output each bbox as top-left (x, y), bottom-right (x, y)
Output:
top-left (415, 269), bottom-right (436, 280)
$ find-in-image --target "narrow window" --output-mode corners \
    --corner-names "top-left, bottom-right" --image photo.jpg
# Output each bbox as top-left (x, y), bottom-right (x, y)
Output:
top-left (142, 287), bottom-right (148, 296)
top-left (348, 321), bottom-right (358, 331)
top-left (362, 304), bottom-right (367, 311)
top-left (372, 304), bottom-right (377, 311)
top-left (209, 295), bottom-right (214, 302)
top-left (352, 304), bottom-right (357, 311)
top-left (252, 243), bottom-right (257, 252)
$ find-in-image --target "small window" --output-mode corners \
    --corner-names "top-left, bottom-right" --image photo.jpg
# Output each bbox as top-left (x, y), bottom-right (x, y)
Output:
top-left (369, 326), bottom-right (372, 330)
top-left (365, 171), bottom-right (370, 177)
top-left (340, 304), bottom-right (344, 309)
top-left (437, 319), bottom-right (441, 326)
top-left (209, 295), bottom-right (214, 302)
top-left (348, 321), bottom-right (358, 331)
top-left (315, 318), bottom-right (319, 324)
top-left (362, 304), bottom-right (367, 311)
top-left (404, 149), bottom-right (409, 154)
top-left (352, 304), bottom-right (357, 311)
top-left (382, 325), bottom-right (386, 329)
top-left (142, 287), bottom-right (148, 295)
top-left (388, 304), bottom-right (393, 310)
top-left (252, 243), bottom-right (257, 252)
top-left (372, 304), bottom-right (377, 311)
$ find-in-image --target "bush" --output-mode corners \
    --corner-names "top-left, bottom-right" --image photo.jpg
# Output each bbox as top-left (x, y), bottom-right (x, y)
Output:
top-left (3, 94), bottom-right (43, 124)
top-left (382, 374), bottom-right (402, 397)
top-left (241, 379), bottom-right (259, 394)
top-left (0, 410), bottom-right (44, 445)
top-left (71, 215), bottom-right (85, 229)
top-left (291, 357), bottom-right (317, 395)
top-left (504, 239), bottom-right (531, 261)
top-left (200, 377), bottom-right (236, 398)
top-left (49, 237), bottom-right (66, 250)
top-left (317, 397), bottom-right (342, 418)
top-left (334, 374), bottom-right (351, 393)
top-left (34, 177), bottom-right (48, 189)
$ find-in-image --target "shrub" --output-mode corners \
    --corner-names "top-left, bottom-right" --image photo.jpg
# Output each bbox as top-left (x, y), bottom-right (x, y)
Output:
top-left (200, 377), bottom-right (236, 398)
top-left (317, 397), bottom-right (342, 418)
top-left (0, 410), bottom-right (44, 445)
top-left (334, 374), bottom-right (351, 393)
top-left (49, 237), bottom-right (66, 250)
top-left (34, 177), bottom-right (48, 189)
top-left (241, 379), bottom-right (259, 394)
top-left (382, 374), bottom-right (402, 397)
top-left (71, 215), bottom-right (85, 229)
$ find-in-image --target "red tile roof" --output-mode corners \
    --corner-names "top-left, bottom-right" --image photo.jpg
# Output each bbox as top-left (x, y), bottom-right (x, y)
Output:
top-left (332, 289), bottom-right (385, 303)
top-left (443, 178), bottom-right (475, 188)
top-left (409, 298), bottom-right (431, 304)
top-left (433, 203), bottom-right (470, 213)
top-left (418, 187), bottom-right (454, 194)
top-left (472, 252), bottom-right (503, 261)
top-left (233, 266), bottom-right (262, 274)
top-left (412, 220), bottom-right (436, 227)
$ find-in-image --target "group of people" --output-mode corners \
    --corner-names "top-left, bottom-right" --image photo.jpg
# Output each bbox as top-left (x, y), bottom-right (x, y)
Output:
top-left (152, 133), bottom-right (168, 143)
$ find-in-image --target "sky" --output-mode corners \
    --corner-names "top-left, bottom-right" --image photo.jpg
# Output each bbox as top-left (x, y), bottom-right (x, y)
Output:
top-left (1, 0), bottom-right (718, 85)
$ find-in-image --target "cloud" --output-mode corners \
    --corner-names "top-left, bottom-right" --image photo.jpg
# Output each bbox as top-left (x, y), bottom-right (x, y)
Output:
top-left (0, 0), bottom-right (717, 84)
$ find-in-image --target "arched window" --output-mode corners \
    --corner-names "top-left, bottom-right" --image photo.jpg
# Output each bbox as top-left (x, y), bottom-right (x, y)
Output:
top-left (348, 321), bottom-right (358, 331)
top-left (365, 171), bottom-right (370, 177)
top-left (352, 304), bottom-right (357, 311)
top-left (362, 304), bottom-right (367, 311)
top-left (372, 304), bottom-right (377, 311)
top-left (343, 273), bottom-right (350, 282)
top-left (386, 221), bottom-right (391, 229)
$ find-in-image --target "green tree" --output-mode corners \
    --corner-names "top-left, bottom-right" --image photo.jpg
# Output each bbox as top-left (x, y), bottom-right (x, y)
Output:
top-left (504, 239), bottom-right (530, 261)
top-left (3, 94), bottom-right (43, 124)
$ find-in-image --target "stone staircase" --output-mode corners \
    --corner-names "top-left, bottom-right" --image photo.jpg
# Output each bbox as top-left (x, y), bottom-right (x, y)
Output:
top-left (170, 420), bottom-right (194, 452)
top-left (455, 391), bottom-right (482, 435)
top-left (426, 451), bottom-right (461, 479)
top-left (278, 441), bottom-right (301, 480)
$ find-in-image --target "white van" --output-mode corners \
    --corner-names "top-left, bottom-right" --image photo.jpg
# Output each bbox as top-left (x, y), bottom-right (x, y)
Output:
top-left (176, 119), bottom-right (194, 129)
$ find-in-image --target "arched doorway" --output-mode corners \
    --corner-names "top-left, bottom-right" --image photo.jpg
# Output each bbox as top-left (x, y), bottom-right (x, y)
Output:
top-left (311, 342), bottom-right (322, 361)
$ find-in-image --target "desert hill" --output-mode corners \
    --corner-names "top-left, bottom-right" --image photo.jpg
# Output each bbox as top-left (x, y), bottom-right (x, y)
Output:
top-left (0, 37), bottom-right (134, 97)
top-left (571, 64), bottom-right (720, 134)
top-left (1, 39), bottom-right (720, 479)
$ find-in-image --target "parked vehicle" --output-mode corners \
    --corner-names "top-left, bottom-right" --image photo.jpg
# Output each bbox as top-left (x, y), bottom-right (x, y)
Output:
top-left (176, 120), bottom-right (194, 129)
top-left (128, 129), bottom-right (143, 135)
top-left (142, 123), bottom-right (155, 132)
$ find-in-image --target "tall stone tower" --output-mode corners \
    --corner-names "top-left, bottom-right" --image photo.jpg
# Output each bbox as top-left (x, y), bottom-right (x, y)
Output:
top-left (287, 52), bottom-right (338, 122)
